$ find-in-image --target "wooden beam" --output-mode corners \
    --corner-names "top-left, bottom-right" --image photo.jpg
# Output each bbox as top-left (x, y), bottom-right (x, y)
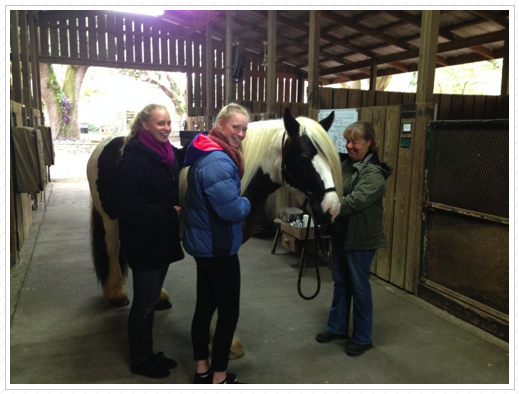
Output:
top-left (369, 57), bottom-right (377, 91)
top-left (501, 32), bottom-right (509, 95)
top-left (19, 11), bottom-right (33, 121)
top-left (225, 12), bottom-right (233, 105)
top-left (266, 11), bottom-right (277, 116)
top-left (205, 21), bottom-right (213, 128)
top-left (471, 10), bottom-right (509, 28)
top-left (307, 11), bottom-right (320, 115)
top-left (28, 11), bottom-right (41, 112)
top-left (319, 29), bottom-right (506, 77)
top-left (11, 11), bottom-right (22, 103)
top-left (416, 10), bottom-right (440, 104)
top-left (182, 11), bottom-right (220, 37)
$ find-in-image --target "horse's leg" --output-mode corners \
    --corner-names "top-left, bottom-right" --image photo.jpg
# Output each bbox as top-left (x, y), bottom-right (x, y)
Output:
top-left (101, 216), bottom-right (130, 306)
top-left (209, 312), bottom-right (245, 359)
top-left (155, 288), bottom-right (172, 310)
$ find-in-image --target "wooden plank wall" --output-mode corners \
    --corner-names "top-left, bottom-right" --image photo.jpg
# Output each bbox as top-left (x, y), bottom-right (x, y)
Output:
top-left (39, 10), bottom-right (188, 72)
top-left (319, 93), bottom-right (435, 293)
top-left (11, 10), bottom-right (46, 266)
top-left (318, 87), bottom-right (509, 121)
top-left (38, 10), bottom-right (305, 119)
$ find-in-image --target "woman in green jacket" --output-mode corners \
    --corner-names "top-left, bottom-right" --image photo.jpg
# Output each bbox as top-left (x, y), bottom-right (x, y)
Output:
top-left (315, 121), bottom-right (392, 356)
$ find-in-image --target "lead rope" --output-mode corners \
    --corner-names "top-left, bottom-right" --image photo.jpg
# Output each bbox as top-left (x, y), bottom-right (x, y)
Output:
top-left (297, 200), bottom-right (326, 300)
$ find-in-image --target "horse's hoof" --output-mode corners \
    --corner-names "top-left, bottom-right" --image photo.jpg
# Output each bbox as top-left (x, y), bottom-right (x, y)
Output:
top-left (154, 299), bottom-right (172, 311)
top-left (109, 297), bottom-right (130, 307)
top-left (229, 338), bottom-right (245, 359)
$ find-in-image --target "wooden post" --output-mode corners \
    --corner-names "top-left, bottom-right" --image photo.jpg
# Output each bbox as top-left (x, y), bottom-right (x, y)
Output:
top-left (10, 11), bottom-right (22, 103)
top-left (29, 11), bottom-right (41, 115)
top-left (225, 12), bottom-right (233, 105)
top-left (266, 11), bottom-right (277, 117)
top-left (416, 11), bottom-right (440, 104)
top-left (500, 32), bottom-right (509, 96)
top-left (19, 11), bottom-right (33, 125)
top-left (307, 11), bottom-right (320, 119)
top-left (205, 22), bottom-right (214, 129)
top-left (369, 57), bottom-right (377, 91)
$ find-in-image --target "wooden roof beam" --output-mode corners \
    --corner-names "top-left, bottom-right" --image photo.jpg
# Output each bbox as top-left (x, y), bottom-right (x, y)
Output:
top-left (386, 10), bottom-right (497, 61)
top-left (470, 10), bottom-right (509, 28)
top-left (319, 28), bottom-right (506, 76)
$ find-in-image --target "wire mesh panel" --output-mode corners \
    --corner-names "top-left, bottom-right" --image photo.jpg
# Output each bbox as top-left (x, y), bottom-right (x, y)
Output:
top-left (423, 120), bottom-right (509, 319)
top-left (424, 210), bottom-right (508, 314)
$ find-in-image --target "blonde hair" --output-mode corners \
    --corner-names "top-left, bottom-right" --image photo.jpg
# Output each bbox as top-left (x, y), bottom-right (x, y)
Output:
top-left (125, 104), bottom-right (168, 143)
top-left (344, 121), bottom-right (380, 155)
top-left (215, 103), bottom-right (250, 128)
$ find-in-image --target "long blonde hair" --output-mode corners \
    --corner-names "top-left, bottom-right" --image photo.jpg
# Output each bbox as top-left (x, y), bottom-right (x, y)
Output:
top-left (125, 104), bottom-right (168, 143)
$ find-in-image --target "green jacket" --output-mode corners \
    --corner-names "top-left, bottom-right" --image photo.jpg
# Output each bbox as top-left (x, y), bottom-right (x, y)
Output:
top-left (330, 153), bottom-right (393, 250)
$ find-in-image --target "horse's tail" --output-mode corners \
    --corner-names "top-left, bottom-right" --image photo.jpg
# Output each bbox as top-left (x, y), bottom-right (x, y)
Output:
top-left (90, 204), bottom-right (127, 286)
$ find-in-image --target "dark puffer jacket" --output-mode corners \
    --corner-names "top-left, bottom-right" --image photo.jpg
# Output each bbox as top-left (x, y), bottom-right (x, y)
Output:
top-left (115, 138), bottom-right (185, 270)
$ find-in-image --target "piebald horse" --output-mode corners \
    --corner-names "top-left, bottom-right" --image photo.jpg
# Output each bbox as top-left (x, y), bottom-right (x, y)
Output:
top-left (87, 108), bottom-right (342, 354)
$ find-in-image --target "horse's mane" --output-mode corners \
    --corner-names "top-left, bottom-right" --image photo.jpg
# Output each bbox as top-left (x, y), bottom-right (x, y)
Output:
top-left (239, 116), bottom-right (343, 220)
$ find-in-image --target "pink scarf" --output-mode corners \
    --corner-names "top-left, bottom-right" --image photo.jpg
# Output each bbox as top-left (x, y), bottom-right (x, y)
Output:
top-left (208, 128), bottom-right (244, 179)
top-left (138, 130), bottom-right (174, 171)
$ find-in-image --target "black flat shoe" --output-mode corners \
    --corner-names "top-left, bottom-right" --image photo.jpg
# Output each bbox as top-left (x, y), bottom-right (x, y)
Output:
top-left (315, 330), bottom-right (349, 343)
top-left (218, 372), bottom-right (245, 384)
top-left (131, 358), bottom-right (170, 378)
top-left (193, 369), bottom-right (213, 384)
top-left (345, 341), bottom-right (372, 356)
top-left (150, 352), bottom-right (177, 369)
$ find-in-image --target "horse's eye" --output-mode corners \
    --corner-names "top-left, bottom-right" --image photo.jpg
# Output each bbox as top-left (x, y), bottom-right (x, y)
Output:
top-left (299, 157), bottom-right (311, 164)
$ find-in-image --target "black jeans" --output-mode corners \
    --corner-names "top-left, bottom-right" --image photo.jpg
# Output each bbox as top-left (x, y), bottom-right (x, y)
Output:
top-left (128, 265), bottom-right (169, 365)
top-left (191, 254), bottom-right (241, 372)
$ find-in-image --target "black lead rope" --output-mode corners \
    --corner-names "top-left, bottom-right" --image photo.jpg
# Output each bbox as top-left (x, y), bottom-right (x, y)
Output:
top-left (297, 204), bottom-right (321, 300)
top-left (280, 131), bottom-right (335, 300)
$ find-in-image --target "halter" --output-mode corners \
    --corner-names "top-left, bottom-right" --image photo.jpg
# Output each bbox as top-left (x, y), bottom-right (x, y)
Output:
top-left (280, 130), bottom-right (336, 300)
top-left (280, 131), bottom-right (336, 202)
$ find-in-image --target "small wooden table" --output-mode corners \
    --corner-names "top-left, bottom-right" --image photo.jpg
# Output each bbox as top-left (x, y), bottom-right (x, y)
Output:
top-left (271, 218), bottom-right (330, 255)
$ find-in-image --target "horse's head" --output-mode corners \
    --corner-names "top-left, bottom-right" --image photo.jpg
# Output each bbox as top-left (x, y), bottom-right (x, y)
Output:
top-left (281, 108), bottom-right (341, 225)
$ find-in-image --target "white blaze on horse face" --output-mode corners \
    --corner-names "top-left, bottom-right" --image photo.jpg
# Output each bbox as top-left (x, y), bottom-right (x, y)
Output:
top-left (312, 154), bottom-right (340, 221)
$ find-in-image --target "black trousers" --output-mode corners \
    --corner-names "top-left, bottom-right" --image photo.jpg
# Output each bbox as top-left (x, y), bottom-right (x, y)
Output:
top-left (191, 254), bottom-right (241, 372)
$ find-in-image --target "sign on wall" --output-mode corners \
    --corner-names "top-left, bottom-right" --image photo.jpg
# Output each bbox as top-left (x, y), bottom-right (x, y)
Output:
top-left (318, 109), bottom-right (359, 154)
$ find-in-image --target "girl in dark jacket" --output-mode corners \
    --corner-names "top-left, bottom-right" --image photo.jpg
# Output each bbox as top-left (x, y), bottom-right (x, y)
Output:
top-left (116, 103), bottom-right (185, 379)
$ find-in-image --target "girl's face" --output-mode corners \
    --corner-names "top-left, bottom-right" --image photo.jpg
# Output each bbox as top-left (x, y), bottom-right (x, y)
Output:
top-left (142, 109), bottom-right (172, 143)
top-left (217, 113), bottom-right (249, 148)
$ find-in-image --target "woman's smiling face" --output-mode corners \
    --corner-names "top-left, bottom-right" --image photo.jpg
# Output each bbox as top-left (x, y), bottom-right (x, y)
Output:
top-left (345, 131), bottom-right (371, 162)
top-left (217, 113), bottom-right (249, 148)
top-left (142, 109), bottom-right (172, 143)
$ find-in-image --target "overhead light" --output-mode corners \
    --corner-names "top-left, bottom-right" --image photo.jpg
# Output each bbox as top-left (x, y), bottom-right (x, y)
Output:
top-left (261, 41), bottom-right (268, 67)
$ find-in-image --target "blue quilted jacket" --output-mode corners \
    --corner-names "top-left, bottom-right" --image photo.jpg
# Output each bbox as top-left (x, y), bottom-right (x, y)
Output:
top-left (182, 133), bottom-right (251, 258)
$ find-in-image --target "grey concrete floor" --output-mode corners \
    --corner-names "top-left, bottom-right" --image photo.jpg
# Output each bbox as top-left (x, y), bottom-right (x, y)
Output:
top-left (10, 144), bottom-right (510, 387)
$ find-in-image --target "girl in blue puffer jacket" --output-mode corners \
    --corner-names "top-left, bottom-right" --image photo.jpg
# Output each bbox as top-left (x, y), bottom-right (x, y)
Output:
top-left (183, 103), bottom-right (251, 384)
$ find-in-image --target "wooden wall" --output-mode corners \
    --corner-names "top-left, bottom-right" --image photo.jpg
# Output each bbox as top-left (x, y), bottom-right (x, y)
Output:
top-left (37, 10), bottom-right (305, 120)
top-left (11, 10), bottom-right (45, 266)
top-left (318, 87), bottom-right (509, 121)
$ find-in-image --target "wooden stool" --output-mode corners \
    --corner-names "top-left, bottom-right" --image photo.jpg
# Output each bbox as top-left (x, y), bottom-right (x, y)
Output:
top-left (270, 218), bottom-right (284, 254)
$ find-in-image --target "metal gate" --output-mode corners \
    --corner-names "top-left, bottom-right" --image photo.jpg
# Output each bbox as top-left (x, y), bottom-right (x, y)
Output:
top-left (419, 120), bottom-right (509, 341)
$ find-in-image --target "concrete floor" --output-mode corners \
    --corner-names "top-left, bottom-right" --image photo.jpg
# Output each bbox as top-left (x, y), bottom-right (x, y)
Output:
top-left (9, 144), bottom-right (510, 387)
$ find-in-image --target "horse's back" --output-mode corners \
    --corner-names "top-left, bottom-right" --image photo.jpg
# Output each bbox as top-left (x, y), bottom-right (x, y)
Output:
top-left (87, 135), bottom-right (126, 220)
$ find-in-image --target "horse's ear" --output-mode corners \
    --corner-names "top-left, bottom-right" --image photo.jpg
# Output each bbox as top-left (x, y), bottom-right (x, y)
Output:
top-left (283, 107), bottom-right (300, 139)
top-left (319, 111), bottom-right (335, 132)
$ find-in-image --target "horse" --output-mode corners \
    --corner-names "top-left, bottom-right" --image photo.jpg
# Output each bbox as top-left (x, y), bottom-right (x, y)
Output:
top-left (87, 107), bottom-right (342, 317)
